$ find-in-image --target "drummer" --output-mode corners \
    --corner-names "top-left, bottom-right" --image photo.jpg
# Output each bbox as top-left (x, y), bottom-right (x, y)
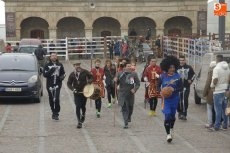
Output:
top-left (67, 62), bottom-right (93, 128)
top-left (91, 58), bottom-right (105, 118)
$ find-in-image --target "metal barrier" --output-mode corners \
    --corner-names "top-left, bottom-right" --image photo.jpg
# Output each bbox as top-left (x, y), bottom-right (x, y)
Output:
top-left (162, 36), bottom-right (222, 73)
top-left (5, 36), bottom-right (222, 68)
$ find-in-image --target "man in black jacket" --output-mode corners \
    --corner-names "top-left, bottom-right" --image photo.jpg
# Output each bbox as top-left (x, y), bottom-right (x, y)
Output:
top-left (43, 52), bottom-right (66, 120)
top-left (177, 56), bottom-right (195, 120)
top-left (35, 45), bottom-right (47, 67)
top-left (67, 62), bottom-right (93, 128)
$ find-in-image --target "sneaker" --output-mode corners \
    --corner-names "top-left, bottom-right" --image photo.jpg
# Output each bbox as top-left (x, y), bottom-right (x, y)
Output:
top-left (208, 127), bottom-right (219, 132)
top-left (205, 124), bottom-right (213, 128)
top-left (170, 129), bottom-right (174, 139)
top-left (107, 103), bottom-right (112, 108)
top-left (181, 115), bottom-right (187, 121)
top-left (112, 98), bottom-right (115, 104)
top-left (148, 110), bottom-right (153, 116)
top-left (124, 124), bottom-right (128, 129)
top-left (166, 134), bottom-right (172, 143)
top-left (53, 115), bottom-right (59, 120)
top-left (52, 114), bottom-right (55, 119)
top-left (77, 122), bottom-right (82, 129)
top-left (178, 114), bottom-right (182, 120)
top-left (148, 110), bottom-right (156, 116)
top-left (220, 127), bottom-right (227, 131)
top-left (96, 112), bottom-right (101, 118)
top-left (80, 115), bottom-right (85, 123)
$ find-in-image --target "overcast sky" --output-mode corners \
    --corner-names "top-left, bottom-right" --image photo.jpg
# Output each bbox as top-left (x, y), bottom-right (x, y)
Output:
top-left (0, 0), bottom-right (5, 24)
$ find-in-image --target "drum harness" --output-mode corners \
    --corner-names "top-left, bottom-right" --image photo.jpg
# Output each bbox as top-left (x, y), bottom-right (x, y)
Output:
top-left (49, 85), bottom-right (59, 109)
top-left (49, 63), bottom-right (59, 109)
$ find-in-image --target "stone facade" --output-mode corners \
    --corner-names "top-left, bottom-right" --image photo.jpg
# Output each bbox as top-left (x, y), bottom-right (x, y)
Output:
top-left (3, 0), bottom-right (207, 40)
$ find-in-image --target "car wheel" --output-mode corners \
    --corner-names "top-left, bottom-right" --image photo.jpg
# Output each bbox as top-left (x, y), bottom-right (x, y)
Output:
top-left (194, 88), bottom-right (201, 104)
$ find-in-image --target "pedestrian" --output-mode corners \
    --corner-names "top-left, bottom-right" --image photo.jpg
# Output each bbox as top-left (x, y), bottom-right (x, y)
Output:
top-left (108, 40), bottom-right (114, 59)
top-left (5, 43), bottom-right (12, 53)
top-left (13, 42), bottom-right (19, 52)
top-left (177, 56), bottom-right (195, 120)
top-left (209, 54), bottom-right (230, 131)
top-left (155, 35), bottom-right (162, 58)
top-left (114, 39), bottom-right (121, 57)
top-left (114, 61), bottom-right (140, 129)
top-left (131, 61), bottom-right (136, 72)
top-left (203, 61), bottom-right (216, 128)
top-left (159, 55), bottom-right (182, 143)
top-left (35, 44), bottom-right (47, 67)
top-left (143, 57), bottom-right (162, 116)
top-left (104, 59), bottom-right (116, 108)
top-left (91, 58), bottom-right (105, 118)
top-left (67, 62), bottom-right (93, 128)
top-left (43, 52), bottom-right (66, 120)
top-left (121, 39), bottom-right (128, 58)
top-left (49, 40), bottom-right (55, 51)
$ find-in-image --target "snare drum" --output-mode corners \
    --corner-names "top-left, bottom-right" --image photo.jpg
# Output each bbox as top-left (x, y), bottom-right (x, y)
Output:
top-left (83, 84), bottom-right (101, 100)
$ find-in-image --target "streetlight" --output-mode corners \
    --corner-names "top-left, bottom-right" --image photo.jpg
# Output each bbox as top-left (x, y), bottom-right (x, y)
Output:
top-left (219, 0), bottom-right (225, 48)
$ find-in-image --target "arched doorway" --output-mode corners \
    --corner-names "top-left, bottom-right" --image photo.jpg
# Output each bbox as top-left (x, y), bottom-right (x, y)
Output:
top-left (20, 17), bottom-right (49, 39)
top-left (57, 17), bottom-right (85, 38)
top-left (164, 16), bottom-right (192, 36)
top-left (101, 31), bottom-right (111, 37)
top-left (31, 29), bottom-right (44, 38)
top-left (92, 17), bottom-right (121, 37)
top-left (128, 17), bottom-right (156, 38)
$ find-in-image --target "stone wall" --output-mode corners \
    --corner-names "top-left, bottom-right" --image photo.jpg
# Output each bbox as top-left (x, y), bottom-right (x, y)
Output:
top-left (3, 0), bottom-right (207, 40)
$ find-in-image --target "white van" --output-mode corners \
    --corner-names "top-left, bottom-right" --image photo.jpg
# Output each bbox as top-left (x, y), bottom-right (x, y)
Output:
top-left (18, 38), bottom-right (42, 54)
top-left (194, 51), bottom-right (230, 104)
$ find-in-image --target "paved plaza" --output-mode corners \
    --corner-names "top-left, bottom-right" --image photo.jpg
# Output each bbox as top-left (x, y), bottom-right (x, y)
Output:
top-left (0, 60), bottom-right (230, 153)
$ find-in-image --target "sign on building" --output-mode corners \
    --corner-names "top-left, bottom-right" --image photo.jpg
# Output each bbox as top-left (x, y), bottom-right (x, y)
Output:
top-left (5, 12), bottom-right (16, 37)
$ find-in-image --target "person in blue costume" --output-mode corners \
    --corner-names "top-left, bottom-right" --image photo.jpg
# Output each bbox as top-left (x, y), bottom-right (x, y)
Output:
top-left (158, 55), bottom-right (182, 143)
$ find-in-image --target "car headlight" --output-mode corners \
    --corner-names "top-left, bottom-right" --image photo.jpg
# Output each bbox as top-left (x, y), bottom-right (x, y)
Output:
top-left (28, 75), bottom-right (38, 84)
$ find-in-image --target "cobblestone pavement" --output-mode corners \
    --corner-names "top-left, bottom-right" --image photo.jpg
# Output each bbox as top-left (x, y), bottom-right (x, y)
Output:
top-left (0, 59), bottom-right (230, 153)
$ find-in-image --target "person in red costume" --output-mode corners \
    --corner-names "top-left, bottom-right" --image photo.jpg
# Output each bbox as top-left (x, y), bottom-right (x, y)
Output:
top-left (91, 58), bottom-right (105, 118)
top-left (143, 57), bottom-right (162, 116)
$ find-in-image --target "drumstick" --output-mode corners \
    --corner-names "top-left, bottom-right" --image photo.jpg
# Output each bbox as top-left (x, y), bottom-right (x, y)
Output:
top-left (114, 82), bottom-right (117, 127)
top-left (90, 58), bottom-right (93, 107)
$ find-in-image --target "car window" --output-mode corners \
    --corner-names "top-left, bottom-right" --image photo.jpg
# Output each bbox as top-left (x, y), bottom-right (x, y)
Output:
top-left (223, 57), bottom-right (230, 63)
top-left (142, 43), bottom-right (151, 49)
top-left (19, 46), bottom-right (37, 53)
top-left (0, 56), bottom-right (36, 71)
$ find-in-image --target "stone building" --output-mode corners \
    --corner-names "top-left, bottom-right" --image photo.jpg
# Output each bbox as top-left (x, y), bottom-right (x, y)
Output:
top-left (3, 0), bottom-right (207, 40)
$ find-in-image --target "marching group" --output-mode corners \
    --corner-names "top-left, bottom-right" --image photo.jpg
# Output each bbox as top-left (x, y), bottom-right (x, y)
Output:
top-left (42, 51), bottom-right (230, 143)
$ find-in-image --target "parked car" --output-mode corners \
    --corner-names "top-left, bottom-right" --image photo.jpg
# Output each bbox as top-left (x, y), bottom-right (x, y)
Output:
top-left (194, 51), bottom-right (230, 104)
top-left (136, 42), bottom-right (154, 62)
top-left (18, 38), bottom-right (43, 54)
top-left (0, 53), bottom-right (43, 102)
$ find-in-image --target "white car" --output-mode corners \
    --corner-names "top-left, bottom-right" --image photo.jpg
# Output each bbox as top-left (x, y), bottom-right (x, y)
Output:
top-left (194, 51), bottom-right (230, 104)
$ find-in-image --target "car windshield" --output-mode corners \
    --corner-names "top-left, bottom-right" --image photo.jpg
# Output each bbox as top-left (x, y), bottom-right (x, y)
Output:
top-left (18, 46), bottom-right (37, 53)
top-left (142, 43), bottom-right (151, 49)
top-left (0, 56), bottom-right (36, 71)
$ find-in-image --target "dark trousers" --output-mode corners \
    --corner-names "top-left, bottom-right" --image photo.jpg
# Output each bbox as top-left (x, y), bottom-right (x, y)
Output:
top-left (74, 93), bottom-right (87, 123)
top-left (177, 87), bottom-right (190, 117)
top-left (106, 85), bottom-right (115, 103)
top-left (122, 101), bottom-right (134, 125)
top-left (149, 97), bottom-right (158, 111)
top-left (95, 98), bottom-right (102, 112)
top-left (109, 51), bottom-right (114, 59)
top-left (47, 86), bottom-right (61, 116)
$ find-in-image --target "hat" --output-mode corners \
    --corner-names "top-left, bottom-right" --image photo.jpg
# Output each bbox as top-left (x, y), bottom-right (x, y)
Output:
top-left (73, 62), bottom-right (81, 66)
